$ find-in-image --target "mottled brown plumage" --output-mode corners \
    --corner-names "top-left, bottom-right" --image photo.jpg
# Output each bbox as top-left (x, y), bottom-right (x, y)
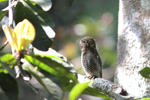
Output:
top-left (80, 37), bottom-right (102, 79)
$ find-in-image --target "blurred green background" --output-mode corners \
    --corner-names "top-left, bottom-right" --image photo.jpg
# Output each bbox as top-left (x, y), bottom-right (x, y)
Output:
top-left (50, 0), bottom-right (118, 81)
top-left (0, 0), bottom-right (119, 100)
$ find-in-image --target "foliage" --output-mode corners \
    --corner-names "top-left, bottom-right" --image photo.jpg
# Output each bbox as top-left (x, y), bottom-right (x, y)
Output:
top-left (141, 98), bottom-right (150, 100)
top-left (139, 67), bottom-right (150, 79)
top-left (15, 1), bottom-right (55, 51)
top-left (3, 19), bottom-right (35, 51)
top-left (69, 81), bottom-right (91, 100)
top-left (0, 73), bottom-right (18, 100)
top-left (0, 11), bottom-right (7, 21)
top-left (0, 0), bottom-right (109, 100)
top-left (140, 68), bottom-right (150, 100)
top-left (0, 0), bottom-right (7, 2)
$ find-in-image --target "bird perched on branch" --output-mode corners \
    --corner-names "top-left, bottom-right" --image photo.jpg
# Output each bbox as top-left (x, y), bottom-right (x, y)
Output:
top-left (79, 37), bottom-right (102, 79)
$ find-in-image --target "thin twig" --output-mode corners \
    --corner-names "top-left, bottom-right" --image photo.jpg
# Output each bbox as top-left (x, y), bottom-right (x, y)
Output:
top-left (2, 1), bottom-right (18, 11)
top-left (0, 40), bottom-right (8, 52)
top-left (8, 0), bottom-right (13, 27)
top-left (8, 0), bottom-right (16, 55)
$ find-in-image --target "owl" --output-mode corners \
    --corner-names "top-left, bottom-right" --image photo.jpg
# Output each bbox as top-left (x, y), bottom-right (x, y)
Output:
top-left (80, 37), bottom-right (102, 79)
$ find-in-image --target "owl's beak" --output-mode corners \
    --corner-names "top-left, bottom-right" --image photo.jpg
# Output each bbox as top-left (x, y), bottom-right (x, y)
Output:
top-left (86, 43), bottom-right (89, 47)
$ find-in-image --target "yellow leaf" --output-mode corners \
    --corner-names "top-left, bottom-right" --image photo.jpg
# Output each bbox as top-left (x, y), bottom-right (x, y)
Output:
top-left (15, 19), bottom-right (35, 51)
top-left (2, 19), bottom-right (36, 51)
top-left (2, 25), bottom-right (18, 50)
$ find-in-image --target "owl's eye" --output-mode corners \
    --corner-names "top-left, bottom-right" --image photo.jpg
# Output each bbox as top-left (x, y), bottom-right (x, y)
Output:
top-left (89, 40), bottom-right (93, 44)
top-left (82, 41), bottom-right (86, 43)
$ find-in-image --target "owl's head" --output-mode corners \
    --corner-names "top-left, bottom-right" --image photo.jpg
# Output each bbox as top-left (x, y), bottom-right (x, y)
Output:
top-left (80, 37), bottom-right (96, 50)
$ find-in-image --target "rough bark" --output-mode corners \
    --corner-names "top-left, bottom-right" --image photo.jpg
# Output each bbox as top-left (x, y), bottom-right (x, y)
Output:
top-left (78, 74), bottom-right (134, 100)
top-left (115, 0), bottom-right (150, 98)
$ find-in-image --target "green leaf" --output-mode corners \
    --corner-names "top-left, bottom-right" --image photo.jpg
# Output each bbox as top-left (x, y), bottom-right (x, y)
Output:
top-left (0, 61), bottom-right (16, 77)
top-left (141, 98), bottom-right (150, 100)
top-left (0, 11), bottom-right (8, 21)
top-left (24, 54), bottom-right (78, 91)
top-left (0, 54), bottom-right (16, 75)
top-left (29, 0), bottom-right (52, 11)
top-left (69, 81), bottom-right (91, 100)
top-left (0, 73), bottom-right (18, 100)
top-left (0, 0), bottom-right (7, 2)
top-left (0, 54), bottom-right (15, 63)
top-left (25, 0), bottom-right (36, 5)
top-left (65, 0), bottom-right (74, 6)
top-left (22, 59), bottom-right (64, 100)
top-left (15, 1), bottom-right (55, 51)
top-left (139, 67), bottom-right (150, 79)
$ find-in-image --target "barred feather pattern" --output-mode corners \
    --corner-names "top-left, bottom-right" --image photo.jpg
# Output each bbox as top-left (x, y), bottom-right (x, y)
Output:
top-left (80, 37), bottom-right (102, 78)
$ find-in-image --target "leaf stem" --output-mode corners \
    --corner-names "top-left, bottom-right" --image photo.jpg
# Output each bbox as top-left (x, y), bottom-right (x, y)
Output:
top-left (0, 40), bottom-right (8, 52)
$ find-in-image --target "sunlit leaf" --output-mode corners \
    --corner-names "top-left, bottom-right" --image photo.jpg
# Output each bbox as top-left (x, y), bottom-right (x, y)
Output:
top-left (0, 0), bottom-right (7, 2)
top-left (2, 19), bottom-right (35, 51)
top-left (15, 19), bottom-right (36, 51)
top-left (25, 0), bottom-right (36, 5)
top-left (0, 54), bottom-right (16, 64)
top-left (24, 54), bottom-right (78, 91)
top-left (141, 98), bottom-right (150, 100)
top-left (69, 81), bottom-right (91, 100)
top-left (0, 54), bottom-right (16, 76)
top-left (0, 73), bottom-right (18, 100)
top-left (2, 25), bottom-right (18, 50)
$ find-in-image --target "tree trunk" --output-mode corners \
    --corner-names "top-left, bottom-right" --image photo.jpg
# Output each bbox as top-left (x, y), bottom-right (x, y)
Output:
top-left (115, 0), bottom-right (150, 98)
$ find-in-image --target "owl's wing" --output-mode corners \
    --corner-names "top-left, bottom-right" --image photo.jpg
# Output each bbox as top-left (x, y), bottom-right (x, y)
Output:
top-left (94, 49), bottom-right (102, 78)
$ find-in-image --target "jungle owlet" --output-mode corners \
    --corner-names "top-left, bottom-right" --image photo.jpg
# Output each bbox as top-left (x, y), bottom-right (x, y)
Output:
top-left (80, 37), bottom-right (102, 79)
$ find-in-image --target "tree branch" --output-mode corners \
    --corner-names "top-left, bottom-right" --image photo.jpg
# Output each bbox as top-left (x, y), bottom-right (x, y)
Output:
top-left (8, 0), bottom-right (13, 27)
top-left (77, 74), bottom-right (135, 100)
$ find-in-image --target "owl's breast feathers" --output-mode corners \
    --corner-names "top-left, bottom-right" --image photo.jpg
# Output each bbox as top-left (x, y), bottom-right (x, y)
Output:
top-left (81, 48), bottom-right (102, 78)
